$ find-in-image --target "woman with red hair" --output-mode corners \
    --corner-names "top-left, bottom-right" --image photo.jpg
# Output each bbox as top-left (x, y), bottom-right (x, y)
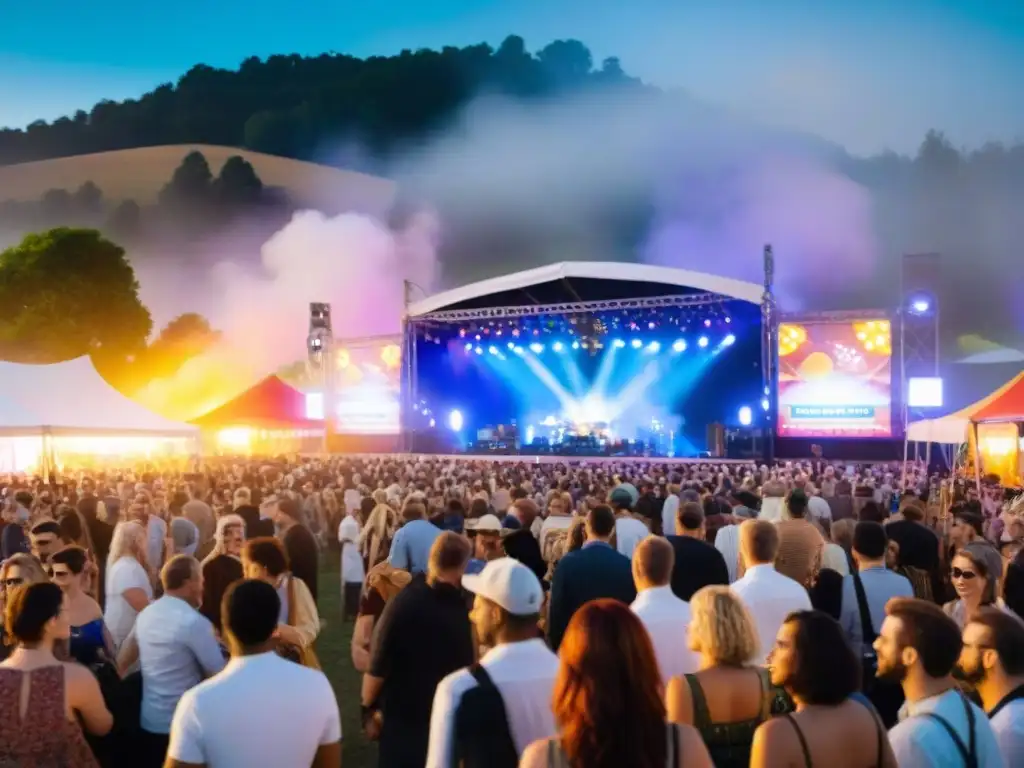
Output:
top-left (519, 599), bottom-right (712, 768)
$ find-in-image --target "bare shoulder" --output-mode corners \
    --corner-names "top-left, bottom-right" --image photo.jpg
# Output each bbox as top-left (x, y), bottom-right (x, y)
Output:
top-left (62, 661), bottom-right (98, 687)
top-left (519, 739), bottom-right (550, 768)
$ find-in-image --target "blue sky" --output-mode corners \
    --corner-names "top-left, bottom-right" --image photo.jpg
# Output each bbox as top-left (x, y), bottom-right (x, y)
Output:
top-left (1, 0), bottom-right (1022, 155)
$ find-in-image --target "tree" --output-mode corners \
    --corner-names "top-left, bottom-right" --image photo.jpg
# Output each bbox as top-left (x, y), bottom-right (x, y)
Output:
top-left (106, 199), bottom-right (141, 239)
top-left (158, 150), bottom-right (213, 208)
top-left (73, 181), bottom-right (104, 218)
top-left (142, 312), bottom-right (221, 379)
top-left (0, 228), bottom-right (152, 362)
top-left (39, 188), bottom-right (72, 222)
top-left (214, 155), bottom-right (264, 206)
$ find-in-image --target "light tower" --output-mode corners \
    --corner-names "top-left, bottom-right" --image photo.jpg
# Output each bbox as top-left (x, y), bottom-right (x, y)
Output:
top-left (308, 303), bottom-right (334, 453)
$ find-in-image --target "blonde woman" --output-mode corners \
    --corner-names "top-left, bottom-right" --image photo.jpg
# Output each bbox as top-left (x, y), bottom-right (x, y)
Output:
top-left (666, 586), bottom-right (787, 768)
top-left (103, 521), bottom-right (153, 650)
top-left (359, 503), bottom-right (398, 572)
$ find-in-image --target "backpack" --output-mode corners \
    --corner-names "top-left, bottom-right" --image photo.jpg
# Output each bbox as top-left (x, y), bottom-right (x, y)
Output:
top-left (453, 664), bottom-right (519, 768)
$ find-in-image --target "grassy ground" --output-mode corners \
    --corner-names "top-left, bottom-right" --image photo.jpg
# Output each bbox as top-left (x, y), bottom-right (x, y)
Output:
top-left (316, 549), bottom-right (377, 767)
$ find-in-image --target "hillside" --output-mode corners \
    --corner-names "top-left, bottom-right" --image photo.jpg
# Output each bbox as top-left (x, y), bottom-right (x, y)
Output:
top-left (0, 144), bottom-right (397, 215)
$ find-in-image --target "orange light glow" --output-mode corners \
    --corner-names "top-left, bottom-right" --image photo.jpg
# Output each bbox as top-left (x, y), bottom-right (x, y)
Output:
top-left (778, 324), bottom-right (807, 357)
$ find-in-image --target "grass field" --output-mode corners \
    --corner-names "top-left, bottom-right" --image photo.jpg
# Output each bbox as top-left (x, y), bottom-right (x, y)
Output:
top-left (316, 549), bottom-right (377, 767)
top-left (0, 144), bottom-right (396, 214)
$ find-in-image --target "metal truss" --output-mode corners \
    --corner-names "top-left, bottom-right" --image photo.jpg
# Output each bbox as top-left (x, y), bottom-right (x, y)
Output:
top-left (778, 308), bottom-right (893, 323)
top-left (415, 293), bottom-right (728, 323)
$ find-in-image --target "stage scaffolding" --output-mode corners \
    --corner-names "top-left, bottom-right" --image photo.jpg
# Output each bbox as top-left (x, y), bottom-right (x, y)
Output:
top-left (400, 253), bottom-right (780, 460)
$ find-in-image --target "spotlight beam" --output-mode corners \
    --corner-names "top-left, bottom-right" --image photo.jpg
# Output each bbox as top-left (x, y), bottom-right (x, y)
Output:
top-left (589, 344), bottom-right (619, 400)
top-left (520, 353), bottom-right (576, 411)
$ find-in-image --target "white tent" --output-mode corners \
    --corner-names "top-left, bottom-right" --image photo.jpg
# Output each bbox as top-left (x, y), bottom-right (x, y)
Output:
top-left (0, 357), bottom-right (197, 437)
top-left (408, 261), bottom-right (763, 316)
top-left (906, 371), bottom-right (1024, 445)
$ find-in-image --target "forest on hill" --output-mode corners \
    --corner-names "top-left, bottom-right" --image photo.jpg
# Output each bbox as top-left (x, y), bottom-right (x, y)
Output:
top-left (1, 36), bottom-right (1023, 347)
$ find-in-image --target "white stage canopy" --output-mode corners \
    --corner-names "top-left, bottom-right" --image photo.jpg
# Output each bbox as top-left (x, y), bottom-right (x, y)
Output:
top-left (408, 261), bottom-right (763, 317)
top-left (0, 356), bottom-right (197, 437)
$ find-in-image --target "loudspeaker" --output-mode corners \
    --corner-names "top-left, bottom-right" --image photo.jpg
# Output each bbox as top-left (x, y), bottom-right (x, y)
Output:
top-left (706, 423), bottom-right (725, 457)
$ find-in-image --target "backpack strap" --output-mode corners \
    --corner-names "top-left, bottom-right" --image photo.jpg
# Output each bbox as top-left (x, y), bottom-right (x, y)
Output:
top-left (851, 570), bottom-right (877, 649)
top-left (920, 713), bottom-right (972, 766)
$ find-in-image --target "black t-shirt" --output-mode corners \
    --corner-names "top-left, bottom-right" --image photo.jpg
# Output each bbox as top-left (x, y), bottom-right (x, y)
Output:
top-left (282, 523), bottom-right (320, 602)
top-left (666, 535), bottom-right (730, 601)
top-left (369, 576), bottom-right (474, 729)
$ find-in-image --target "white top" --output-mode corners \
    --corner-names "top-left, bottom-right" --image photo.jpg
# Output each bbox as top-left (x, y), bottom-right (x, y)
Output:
top-left (822, 543), bottom-right (851, 576)
top-left (661, 494), bottom-right (680, 537)
top-left (104, 556), bottom-right (153, 650)
top-left (631, 585), bottom-right (700, 684)
top-left (538, 516), bottom-right (574, 561)
top-left (808, 496), bottom-right (832, 522)
top-left (888, 689), bottom-right (1004, 768)
top-left (990, 699), bottom-right (1024, 768)
top-left (167, 652), bottom-right (341, 768)
top-left (730, 564), bottom-right (812, 664)
top-left (343, 489), bottom-right (362, 512)
top-left (337, 515), bottom-right (365, 584)
top-left (426, 639), bottom-right (559, 768)
top-left (133, 595), bottom-right (226, 734)
top-left (615, 517), bottom-right (650, 559)
top-left (715, 524), bottom-right (742, 583)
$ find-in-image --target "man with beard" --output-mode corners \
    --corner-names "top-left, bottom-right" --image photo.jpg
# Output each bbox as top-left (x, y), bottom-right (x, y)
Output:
top-left (426, 558), bottom-right (556, 768)
top-left (959, 608), bottom-right (1024, 765)
top-left (876, 598), bottom-right (1002, 767)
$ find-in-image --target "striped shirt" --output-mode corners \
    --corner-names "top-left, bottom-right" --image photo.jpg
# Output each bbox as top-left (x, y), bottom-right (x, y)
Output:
top-left (774, 519), bottom-right (824, 585)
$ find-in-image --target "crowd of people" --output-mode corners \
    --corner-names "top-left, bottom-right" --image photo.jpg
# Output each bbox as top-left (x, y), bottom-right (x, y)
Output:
top-left (0, 454), bottom-right (1022, 767)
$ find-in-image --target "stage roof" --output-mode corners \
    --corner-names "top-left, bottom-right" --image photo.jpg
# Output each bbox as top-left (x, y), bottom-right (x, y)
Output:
top-left (191, 375), bottom-right (319, 430)
top-left (0, 357), bottom-right (197, 437)
top-left (907, 370), bottom-right (1024, 443)
top-left (408, 262), bottom-right (763, 317)
top-left (972, 371), bottom-right (1024, 423)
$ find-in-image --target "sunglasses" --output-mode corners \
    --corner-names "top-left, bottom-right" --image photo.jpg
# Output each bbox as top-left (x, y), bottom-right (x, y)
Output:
top-left (2, 577), bottom-right (24, 587)
top-left (951, 567), bottom-right (978, 580)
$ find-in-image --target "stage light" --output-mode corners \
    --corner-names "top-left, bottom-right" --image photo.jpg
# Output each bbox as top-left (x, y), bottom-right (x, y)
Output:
top-left (698, 336), bottom-right (709, 348)
top-left (529, 343), bottom-right (544, 354)
top-left (648, 322), bottom-right (656, 330)
top-left (448, 409), bottom-right (464, 431)
top-left (703, 319), bottom-right (712, 327)
top-left (673, 339), bottom-right (686, 352)
top-left (507, 341), bottom-right (515, 350)
top-left (513, 346), bottom-right (524, 356)
top-left (464, 342), bottom-right (472, 352)
top-left (647, 341), bottom-right (661, 352)
top-left (488, 346), bottom-right (498, 355)
top-left (761, 398), bottom-right (770, 411)
top-left (738, 406), bottom-right (753, 426)
top-left (631, 339), bottom-right (643, 349)
top-left (475, 334), bottom-right (481, 341)
top-left (613, 339), bottom-right (626, 349)
top-left (429, 418), bottom-right (436, 428)
top-left (723, 334), bottom-right (736, 346)
top-left (725, 317), bottom-right (732, 324)
top-left (572, 341), bottom-right (580, 350)
top-left (553, 342), bottom-right (564, 352)
top-left (474, 346), bottom-right (483, 355)
top-left (909, 297), bottom-right (931, 314)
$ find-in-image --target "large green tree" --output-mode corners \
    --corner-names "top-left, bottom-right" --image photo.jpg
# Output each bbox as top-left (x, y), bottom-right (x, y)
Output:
top-left (0, 227), bottom-right (152, 362)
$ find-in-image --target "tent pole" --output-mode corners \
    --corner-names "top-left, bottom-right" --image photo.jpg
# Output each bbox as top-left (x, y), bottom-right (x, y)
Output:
top-left (972, 422), bottom-right (982, 492)
top-left (901, 433), bottom-right (910, 488)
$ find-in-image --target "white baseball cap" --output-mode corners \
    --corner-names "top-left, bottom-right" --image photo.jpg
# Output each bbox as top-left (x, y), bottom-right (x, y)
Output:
top-left (462, 557), bottom-right (543, 616)
top-left (465, 513), bottom-right (502, 532)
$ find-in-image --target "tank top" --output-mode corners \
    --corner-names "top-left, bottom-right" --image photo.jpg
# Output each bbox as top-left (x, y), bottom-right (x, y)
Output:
top-left (686, 668), bottom-right (774, 768)
top-left (0, 665), bottom-right (99, 767)
top-left (546, 723), bottom-right (680, 767)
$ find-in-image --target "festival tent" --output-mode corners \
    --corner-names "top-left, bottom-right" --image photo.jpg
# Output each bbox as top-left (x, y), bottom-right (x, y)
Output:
top-left (0, 357), bottom-right (197, 473)
top-left (0, 357), bottom-right (197, 437)
top-left (906, 371), bottom-right (1024, 444)
top-left (190, 375), bottom-right (318, 430)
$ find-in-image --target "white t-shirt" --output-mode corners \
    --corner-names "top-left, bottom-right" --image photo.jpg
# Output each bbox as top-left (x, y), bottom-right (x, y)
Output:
top-left (614, 517), bottom-right (650, 559)
top-left (146, 516), bottom-right (167, 572)
top-left (167, 652), bottom-right (341, 768)
top-left (990, 699), bottom-right (1024, 767)
top-left (104, 556), bottom-right (153, 650)
top-left (337, 515), bottom-right (365, 585)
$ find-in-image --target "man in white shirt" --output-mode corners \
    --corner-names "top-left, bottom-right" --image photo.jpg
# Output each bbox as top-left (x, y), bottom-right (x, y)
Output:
top-left (959, 607), bottom-right (1024, 766)
top-left (165, 579), bottom-right (341, 768)
top-left (730, 520), bottom-right (811, 664)
top-left (118, 555), bottom-right (226, 767)
top-left (609, 487), bottom-right (649, 559)
top-left (426, 558), bottom-right (558, 768)
top-left (337, 507), bottom-right (365, 620)
top-left (660, 483), bottom-right (680, 540)
top-left (879, 597), bottom-right (1003, 768)
top-left (630, 537), bottom-right (699, 684)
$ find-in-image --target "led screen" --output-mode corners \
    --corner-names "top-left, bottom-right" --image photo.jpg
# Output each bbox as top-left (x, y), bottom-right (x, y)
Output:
top-left (776, 319), bottom-right (892, 438)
